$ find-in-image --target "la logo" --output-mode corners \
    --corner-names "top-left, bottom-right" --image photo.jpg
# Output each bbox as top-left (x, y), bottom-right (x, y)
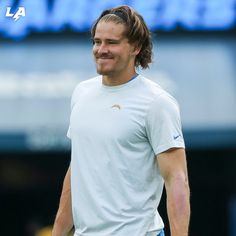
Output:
top-left (6, 7), bottom-right (26, 21)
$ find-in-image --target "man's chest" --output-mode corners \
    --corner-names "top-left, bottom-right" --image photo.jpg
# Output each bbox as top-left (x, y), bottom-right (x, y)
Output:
top-left (70, 94), bottom-right (147, 143)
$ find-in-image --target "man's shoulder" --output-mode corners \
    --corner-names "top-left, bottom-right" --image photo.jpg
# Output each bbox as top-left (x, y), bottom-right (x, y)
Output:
top-left (138, 75), bottom-right (166, 97)
top-left (76, 76), bottom-right (101, 89)
top-left (139, 75), bottom-right (178, 107)
top-left (70, 76), bottom-right (101, 106)
top-left (72, 76), bottom-right (101, 94)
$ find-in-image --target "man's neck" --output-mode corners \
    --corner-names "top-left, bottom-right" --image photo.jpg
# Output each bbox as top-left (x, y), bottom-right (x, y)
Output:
top-left (102, 70), bottom-right (137, 86)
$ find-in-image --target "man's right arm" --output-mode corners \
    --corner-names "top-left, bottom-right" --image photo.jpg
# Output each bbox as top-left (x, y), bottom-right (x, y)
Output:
top-left (52, 167), bottom-right (73, 236)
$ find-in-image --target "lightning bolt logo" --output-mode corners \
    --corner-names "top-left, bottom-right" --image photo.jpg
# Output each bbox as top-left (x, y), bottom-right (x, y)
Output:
top-left (13, 14), bottom-right (20, 21)
top-left (111, 104), bottom-right (121, 110)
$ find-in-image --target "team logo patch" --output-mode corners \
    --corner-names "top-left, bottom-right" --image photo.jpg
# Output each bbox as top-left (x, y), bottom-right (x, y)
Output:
top-left (111, 104), bottom-right (121, 110)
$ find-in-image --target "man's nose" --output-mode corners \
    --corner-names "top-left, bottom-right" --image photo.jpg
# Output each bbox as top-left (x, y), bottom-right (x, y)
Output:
top-left (97, 42), bottom-right (109, 54)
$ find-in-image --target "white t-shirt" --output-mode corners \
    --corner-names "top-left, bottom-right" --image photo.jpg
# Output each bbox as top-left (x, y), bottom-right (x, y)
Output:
top-left (67, 75), bottom-right (185, 236)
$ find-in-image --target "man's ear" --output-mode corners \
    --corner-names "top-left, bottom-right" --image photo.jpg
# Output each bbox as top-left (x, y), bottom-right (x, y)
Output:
top-left (131, 46), bottom-right (141, 56)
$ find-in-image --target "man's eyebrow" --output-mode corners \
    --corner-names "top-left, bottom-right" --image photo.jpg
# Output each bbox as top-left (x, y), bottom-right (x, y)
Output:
top-left (93, 37), bottom-right (124, 42)
top-left (107, 38), bottom-right (122, 42)
top-left (93, 37), bottom-right (100, 40)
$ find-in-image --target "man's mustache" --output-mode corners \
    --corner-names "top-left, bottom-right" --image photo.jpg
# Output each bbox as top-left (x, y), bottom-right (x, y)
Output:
top-left (96, 53), bottom-right (113, 59)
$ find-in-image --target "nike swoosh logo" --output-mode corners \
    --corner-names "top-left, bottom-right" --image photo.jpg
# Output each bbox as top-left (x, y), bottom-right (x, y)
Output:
top-left (174, 134), bottom-right (181, 140)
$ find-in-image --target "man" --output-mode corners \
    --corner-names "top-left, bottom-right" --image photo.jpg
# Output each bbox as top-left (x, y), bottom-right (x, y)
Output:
top-left (52, 5), bottom-right (190, 236)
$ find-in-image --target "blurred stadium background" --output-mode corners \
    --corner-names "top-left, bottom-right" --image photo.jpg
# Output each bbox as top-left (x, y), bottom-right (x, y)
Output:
top-left (0, 0), bottom-right (236, 235)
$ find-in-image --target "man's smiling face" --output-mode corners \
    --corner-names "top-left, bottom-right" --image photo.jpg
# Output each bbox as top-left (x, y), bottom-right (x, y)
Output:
top-left (93, 21), bottom-right (137, 77)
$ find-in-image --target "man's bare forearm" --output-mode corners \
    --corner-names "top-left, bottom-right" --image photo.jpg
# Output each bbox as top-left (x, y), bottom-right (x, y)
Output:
top-left (166, 173), bottom-right (190, 236)
top-left (52, 167), bottom-right (73, 236)
top-left (158, 148), bottom-right (190, 236)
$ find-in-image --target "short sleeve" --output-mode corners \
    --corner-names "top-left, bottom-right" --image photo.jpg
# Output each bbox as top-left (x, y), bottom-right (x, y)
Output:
top-left (67, 83), bottom-right (81, 140)
top-left (145, 93), bottom-right (185, 155)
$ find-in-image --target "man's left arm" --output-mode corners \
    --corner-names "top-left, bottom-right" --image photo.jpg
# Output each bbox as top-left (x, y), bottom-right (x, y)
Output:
top-left (157, 148), bottom-right (190, 236)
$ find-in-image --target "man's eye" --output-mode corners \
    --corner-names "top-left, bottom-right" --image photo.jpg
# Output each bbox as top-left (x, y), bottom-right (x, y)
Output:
top-left (109, 41), bottom-right (118, 44)
top-left (93, 40), bottom-right (101, 45)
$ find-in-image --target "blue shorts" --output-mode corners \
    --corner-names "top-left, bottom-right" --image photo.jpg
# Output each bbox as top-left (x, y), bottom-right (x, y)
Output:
top-left (157, 229), bottom-right (165, 236)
